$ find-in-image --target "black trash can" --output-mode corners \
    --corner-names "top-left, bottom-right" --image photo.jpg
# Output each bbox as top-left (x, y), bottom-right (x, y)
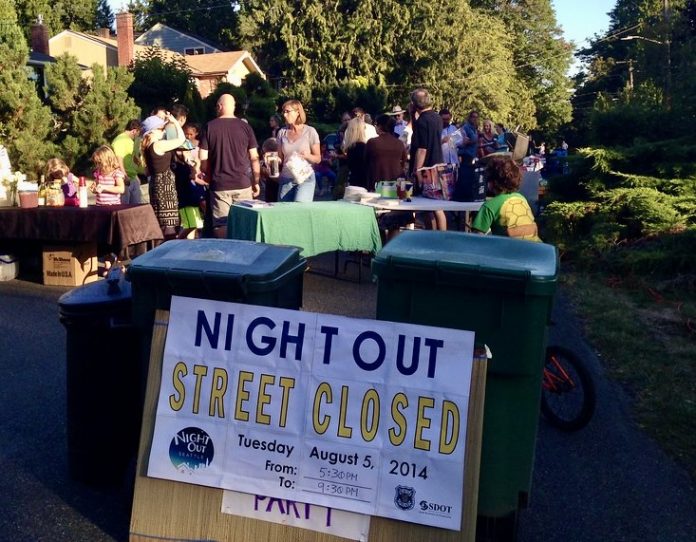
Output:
top-left (58, 268), bottom-right (141, 486)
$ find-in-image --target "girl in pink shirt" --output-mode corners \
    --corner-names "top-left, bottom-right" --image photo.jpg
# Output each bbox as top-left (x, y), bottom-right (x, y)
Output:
top-left (91, 145), bottom-right (125, 206)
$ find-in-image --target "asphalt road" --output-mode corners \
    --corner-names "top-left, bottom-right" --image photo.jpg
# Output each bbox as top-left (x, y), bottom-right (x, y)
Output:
top-left (0, 258), bottom-right (694, 541)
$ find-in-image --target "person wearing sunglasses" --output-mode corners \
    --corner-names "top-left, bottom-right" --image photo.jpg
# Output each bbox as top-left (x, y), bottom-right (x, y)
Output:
top-left (276, 100), bottom-right (321, 202)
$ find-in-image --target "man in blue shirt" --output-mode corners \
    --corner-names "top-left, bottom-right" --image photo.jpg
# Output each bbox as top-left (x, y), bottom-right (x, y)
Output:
top-left (454, 110), bottom-right (480, 201)
top-left (459, 110), bottom-right (479, 164)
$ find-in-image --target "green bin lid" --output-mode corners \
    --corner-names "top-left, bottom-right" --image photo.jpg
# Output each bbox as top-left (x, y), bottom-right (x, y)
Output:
top-left (373, 231), bottom-right (558, 294)
top-left (128, 239), bottom-right (304, 290)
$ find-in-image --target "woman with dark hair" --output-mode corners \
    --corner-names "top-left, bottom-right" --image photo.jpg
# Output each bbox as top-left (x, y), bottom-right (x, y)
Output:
top-left (269, 114), bottom-right (283, 138)
top-left (471, 156), bottom-right (541, 242)
top-left (365, 114), bottom-right (407, 191)
top-left (276, 99), bottom-right (321, 202)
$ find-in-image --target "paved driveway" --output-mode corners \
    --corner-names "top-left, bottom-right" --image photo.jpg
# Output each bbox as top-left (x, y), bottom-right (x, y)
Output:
top-left (0, 264), bottom-right (694, 541)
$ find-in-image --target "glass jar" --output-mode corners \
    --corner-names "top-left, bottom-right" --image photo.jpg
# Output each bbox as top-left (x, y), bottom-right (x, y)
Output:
top-left (46, 181), bottom-right (65, 207)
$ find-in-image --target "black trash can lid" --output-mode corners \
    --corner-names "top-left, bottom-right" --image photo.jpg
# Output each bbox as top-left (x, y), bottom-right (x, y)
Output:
top-left (58, 268), bottom-right (132, 316)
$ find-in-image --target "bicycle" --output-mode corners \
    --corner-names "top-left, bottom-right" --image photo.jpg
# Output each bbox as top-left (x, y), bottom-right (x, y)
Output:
top-left (541, 345), bottom-right (596, 431)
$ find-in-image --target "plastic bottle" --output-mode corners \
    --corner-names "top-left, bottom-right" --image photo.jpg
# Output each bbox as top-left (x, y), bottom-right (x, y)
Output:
top-left (38, 175), bottom-right (46, 206)
top-left (78, 176), bottom-right (88, 208)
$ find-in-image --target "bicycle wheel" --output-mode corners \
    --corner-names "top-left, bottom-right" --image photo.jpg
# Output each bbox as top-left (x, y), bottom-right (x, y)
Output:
top-left (541, 345), bottom-right (596, 431)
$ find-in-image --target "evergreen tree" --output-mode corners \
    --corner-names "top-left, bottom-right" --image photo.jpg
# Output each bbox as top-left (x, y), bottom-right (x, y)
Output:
top-left (46, 55), bottom-right (139, 169)
top-left (137, 0), bottom-right (239, 49)
top-left (472, 0), bottom-right (573, 134)
top-left (129, 48), bottom-right (197, 116)
top-left (237, 0), bottom-right (534, 125)
top-left (16, 1), bottom-right (98, 37)
top-left (573, 0), bottom-right (695, 143)
top-left (126, 0), bottom-right (152, 33)
top-left (95, 0), bottom-right (115, 30)
top-left (46, 54), bottom-right (85, 120)
top-left (0, 0), bottom-right (55, 177)
top-left (71, 65), bottom-right (140, 168)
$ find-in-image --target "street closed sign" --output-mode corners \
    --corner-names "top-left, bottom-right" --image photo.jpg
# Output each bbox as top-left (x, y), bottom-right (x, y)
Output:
top-left (147, 296), bottom-right (475, 530)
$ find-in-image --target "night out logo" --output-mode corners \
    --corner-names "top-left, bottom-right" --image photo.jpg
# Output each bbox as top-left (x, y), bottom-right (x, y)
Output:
top-left (169, 427), bottom-right (214, 473)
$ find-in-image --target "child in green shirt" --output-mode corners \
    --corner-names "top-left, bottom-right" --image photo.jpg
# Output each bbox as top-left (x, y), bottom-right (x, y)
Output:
top-left (472, 156), bottom-right (541, 242)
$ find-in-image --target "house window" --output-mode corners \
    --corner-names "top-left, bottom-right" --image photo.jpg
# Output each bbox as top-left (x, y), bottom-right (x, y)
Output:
top-left (184, 47), bottom-right (205, 55)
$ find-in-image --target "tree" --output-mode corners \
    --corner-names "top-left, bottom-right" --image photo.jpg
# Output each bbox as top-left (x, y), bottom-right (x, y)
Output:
top-left (390, 1), bottom-right (530, 127)
top-left (45, 54), bottom-right (86, 134)
top-left (472, 0), bottom-right (574, 135)
top-left (46, 55), bottom-right (139, 170)
top-left (0, 0), bottom-right (55, 177)
top-left (572, 0), bottom-right (696, 143)
top-left (125, 0), bottom-right (152, 33)
top-left (131, 0), bottom-right (239, 49)
top-left (129, 48), bottom-right (197, 116)
top-left (95, 0), bottom-right (115, 30)
top-left (16, 1), bottom-right (98, 37)
top-left (237, 0), bottom-right (533, 124)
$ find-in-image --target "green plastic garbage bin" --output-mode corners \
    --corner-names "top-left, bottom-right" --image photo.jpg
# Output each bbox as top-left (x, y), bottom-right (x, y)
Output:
top-left (372, 231), bottom-right (558, 529)
top-left (128, 239), bottom-right (307, 388)
top-left (58, 268), bottom-right (140, 486)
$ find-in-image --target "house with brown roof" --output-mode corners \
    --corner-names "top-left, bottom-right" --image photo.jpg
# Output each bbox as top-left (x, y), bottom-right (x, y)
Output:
top-left (186, 51), bottom-right (265, 98)
top-left (47, 12), bottom-right (265, 98)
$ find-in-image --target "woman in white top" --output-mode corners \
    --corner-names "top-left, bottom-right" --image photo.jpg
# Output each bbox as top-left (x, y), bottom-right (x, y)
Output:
top-left (277, 99), bottom-right (321, 202)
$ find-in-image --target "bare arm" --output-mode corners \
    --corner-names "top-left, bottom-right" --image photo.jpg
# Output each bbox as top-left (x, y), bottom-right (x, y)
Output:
top-left (197, 148), bottom-right (210, 185)
top-left (301, 141), bottom-right (321, 165)
top-left (413, 148), bottom-right (427, 171)
top-left (152, 114), bottom-right (185, 155)
top-left (249, 147), bottom-right (261, 198)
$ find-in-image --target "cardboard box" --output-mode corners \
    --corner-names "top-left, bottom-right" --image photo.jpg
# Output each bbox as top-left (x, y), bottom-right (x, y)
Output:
top-left (43, 243), bottom-right (98, 286)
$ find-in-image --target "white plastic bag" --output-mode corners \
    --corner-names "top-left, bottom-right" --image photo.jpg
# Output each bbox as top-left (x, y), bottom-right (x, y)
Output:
top-left (286, 153), bottom-right (313, 185)
top-left (449, 130), bottom-right (463, 148)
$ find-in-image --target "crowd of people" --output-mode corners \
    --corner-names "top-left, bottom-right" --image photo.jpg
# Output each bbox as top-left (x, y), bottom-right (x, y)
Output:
top-left (47, 87), bottom-right (540, 250)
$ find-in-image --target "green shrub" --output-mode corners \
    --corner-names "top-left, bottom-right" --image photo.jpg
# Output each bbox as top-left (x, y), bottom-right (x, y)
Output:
top-left (541, 201), bottom-right (599, 251)
top-left (601, 229), bottom-right (696, 277)
top-left (601, 188), bottom-right (684, 238)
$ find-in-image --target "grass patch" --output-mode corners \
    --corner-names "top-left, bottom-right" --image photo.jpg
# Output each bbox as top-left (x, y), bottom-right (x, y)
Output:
top-left (562, 271), bottom-right (696, 478)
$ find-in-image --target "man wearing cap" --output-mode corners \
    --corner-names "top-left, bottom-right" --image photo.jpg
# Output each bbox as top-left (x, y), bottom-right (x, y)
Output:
top-left (390, 105), bottom-right (408, 137)
top-left (198, 93), bottom-right (260, 238)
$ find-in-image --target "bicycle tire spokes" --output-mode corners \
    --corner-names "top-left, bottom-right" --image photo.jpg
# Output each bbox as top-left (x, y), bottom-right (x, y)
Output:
top-left (541, 346), bottom-right (596, 431)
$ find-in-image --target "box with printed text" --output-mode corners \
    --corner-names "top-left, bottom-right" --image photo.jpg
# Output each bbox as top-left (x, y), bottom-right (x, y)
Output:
top-left (42, 243), bottom-right (98, 286)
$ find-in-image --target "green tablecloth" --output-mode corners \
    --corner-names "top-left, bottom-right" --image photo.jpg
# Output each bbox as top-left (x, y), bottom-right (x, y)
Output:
top-left (227, 201), bottom-right (382, 257)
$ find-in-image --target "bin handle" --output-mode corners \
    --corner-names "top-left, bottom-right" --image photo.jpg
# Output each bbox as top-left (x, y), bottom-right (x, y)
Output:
top-left (380, 259), bottom-right (532, 285)
top-left (435, 260), bottom-right (531, 281)
top-left (106, 266), bottom-right (124, 295)
top-left (109, 315), bottom-right (133, 330)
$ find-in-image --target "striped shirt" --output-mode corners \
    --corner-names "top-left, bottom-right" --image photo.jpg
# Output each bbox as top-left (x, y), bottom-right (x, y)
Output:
top-left (95, 169), bottom-right (125, 206)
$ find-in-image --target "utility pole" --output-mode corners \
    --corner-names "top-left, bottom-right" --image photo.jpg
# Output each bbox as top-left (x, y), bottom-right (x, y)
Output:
top-left (664, 0), bottom-right (672, 110)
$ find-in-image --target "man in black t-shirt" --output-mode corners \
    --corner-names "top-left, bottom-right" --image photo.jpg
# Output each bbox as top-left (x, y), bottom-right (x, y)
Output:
top-left (199, 93), bottom-right (260, 237)
top-left (409, 88), bottom-right (446, 230)
top-left (409, 89), bottom-right (443, 175)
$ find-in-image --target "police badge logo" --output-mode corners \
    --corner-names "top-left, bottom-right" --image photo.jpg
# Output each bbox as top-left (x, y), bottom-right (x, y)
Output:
top-left (394, 485), bottom-right (415, 510)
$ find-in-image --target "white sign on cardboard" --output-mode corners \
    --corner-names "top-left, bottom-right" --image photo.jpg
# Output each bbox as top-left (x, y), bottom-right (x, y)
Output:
top-left (147, 296), bottom-right (475, 530)
top-left (221, 490), bottom-right (370, 541)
